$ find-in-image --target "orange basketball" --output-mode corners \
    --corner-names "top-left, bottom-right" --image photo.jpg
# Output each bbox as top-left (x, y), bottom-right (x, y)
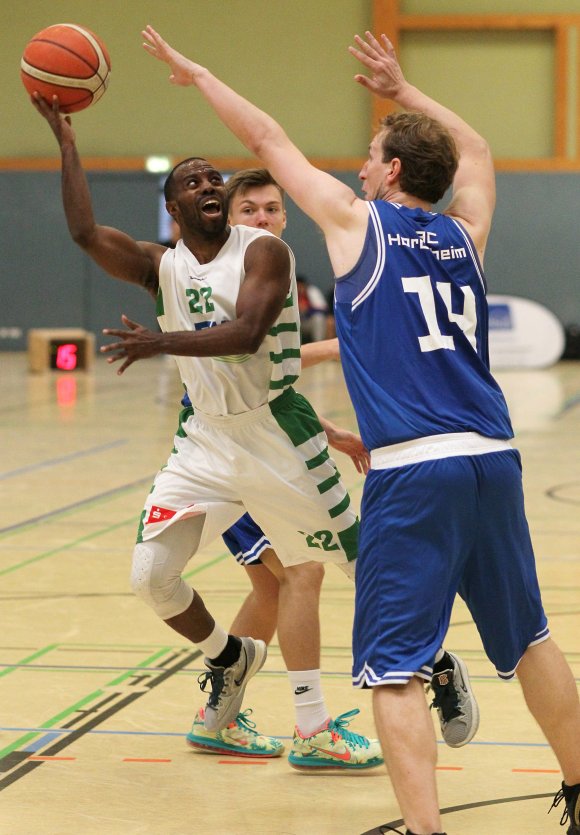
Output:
top-left (21, 23), bottom-right (111, 114)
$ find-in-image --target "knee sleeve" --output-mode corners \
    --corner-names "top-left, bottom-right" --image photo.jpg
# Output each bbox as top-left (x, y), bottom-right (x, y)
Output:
top-left (130, 518), bottom-right (203, 619)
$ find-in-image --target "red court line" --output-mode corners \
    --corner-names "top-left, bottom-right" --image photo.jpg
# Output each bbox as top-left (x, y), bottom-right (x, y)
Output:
top-left (512, 768), bottom-right (560, 774)
top-left (218, 760), bottom-right (269, 765)
top-left (436, 766), bottom-right (463, 771)
top-left (28, 756), bottom-right (76, 761)
top-left (122, 758), bottom-right (172, 763)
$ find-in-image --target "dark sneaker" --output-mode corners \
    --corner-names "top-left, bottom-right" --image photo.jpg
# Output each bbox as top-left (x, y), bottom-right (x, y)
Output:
top-left (549, 782), bottom-right (580, 833)
top-left (198, 636), bottom-right (267, 732)
top-left (429, 651), bottom-right (479, 748)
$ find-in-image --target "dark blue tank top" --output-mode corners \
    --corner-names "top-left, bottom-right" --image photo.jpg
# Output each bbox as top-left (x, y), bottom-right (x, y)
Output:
top-left (334, 201), bottom-right (513, 451)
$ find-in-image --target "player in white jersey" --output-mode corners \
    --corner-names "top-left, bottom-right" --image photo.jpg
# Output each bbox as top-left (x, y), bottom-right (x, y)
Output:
top-left (184, 168), bottom-right (383, 767)
top-left (142, 25), bottom-right (580, 835)
top-left (31, 95), bottom-right (366, 753)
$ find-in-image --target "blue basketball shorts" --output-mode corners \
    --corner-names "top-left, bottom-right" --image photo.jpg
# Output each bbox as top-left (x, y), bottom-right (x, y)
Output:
top-left (352, 447), bottom-right (548, 687)
top-left (222, 512), bottom-right (271, 566)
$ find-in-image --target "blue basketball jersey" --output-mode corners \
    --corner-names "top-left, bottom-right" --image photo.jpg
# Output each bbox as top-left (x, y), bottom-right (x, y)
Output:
top-left (334, 201), bottom-right (513, 450)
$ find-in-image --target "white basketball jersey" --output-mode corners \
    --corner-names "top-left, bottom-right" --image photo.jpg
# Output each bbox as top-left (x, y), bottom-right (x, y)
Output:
top-left (157, 225), bottom-right (301, 416)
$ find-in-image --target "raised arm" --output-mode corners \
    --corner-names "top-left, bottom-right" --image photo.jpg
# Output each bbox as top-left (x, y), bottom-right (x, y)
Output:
top-left (350, 32), bottom-right (495, 259)
top-left (31, 94), bottom-right (162, 296)
top-left (141, 26), bottom-right (368, 277)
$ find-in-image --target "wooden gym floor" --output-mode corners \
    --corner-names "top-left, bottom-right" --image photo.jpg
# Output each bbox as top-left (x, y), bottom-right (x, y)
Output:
top-left (1, 351), bottom-right (579, 835)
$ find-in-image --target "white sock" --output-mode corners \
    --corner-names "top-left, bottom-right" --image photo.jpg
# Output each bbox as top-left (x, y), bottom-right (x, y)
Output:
top-left (197, 623), bottom-right (228, 660)
top-left (434, 647), bottom-right (445, 665)
top-left (288, 669), bottom-right (329, 736)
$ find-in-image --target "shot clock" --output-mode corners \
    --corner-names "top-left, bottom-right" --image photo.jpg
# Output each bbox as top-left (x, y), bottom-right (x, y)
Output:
top-left (28, 329), bottom-right (95, 372)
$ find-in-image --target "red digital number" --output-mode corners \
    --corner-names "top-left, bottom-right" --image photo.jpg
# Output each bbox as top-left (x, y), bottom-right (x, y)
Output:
top-left (55, 343), bottom-right (78, 371)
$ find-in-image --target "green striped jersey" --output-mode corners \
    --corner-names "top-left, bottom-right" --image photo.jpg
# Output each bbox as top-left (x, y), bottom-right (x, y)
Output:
top-left (157, 225), bottom-right (301, 415)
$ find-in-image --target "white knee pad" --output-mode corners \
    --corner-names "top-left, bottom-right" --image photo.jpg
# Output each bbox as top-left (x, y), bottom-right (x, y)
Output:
top-left (131, 540), bottom-right (193, 619)
top-left (130, 518), bottom-right (203, 619)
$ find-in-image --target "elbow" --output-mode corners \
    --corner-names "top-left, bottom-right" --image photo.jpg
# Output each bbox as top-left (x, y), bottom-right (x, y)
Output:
top-left (245, 332), bottom-right (265, 354)
top-left (240, 323), bottom-right (267, 355)
top-left (252, 123), bottom-right (285, 161)
top-left (471, 135), bottom-right (492, 164)
top-left (70, 225), bottom-right (95, 250)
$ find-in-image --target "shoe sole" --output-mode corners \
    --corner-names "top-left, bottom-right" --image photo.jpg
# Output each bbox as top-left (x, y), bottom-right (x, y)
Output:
top-left (288, 756), bottom-right (384, 771)
top-left (204, 639), bottom-right (268, 732)
top-left (444, 652), bottom-right (480, 748)
top-left (186, 736), bottom-right (283, 758)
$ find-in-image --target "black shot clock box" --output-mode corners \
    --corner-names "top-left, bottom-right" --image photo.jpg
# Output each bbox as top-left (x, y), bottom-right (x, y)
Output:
top-left (27, 328), bottom-right (95, 372)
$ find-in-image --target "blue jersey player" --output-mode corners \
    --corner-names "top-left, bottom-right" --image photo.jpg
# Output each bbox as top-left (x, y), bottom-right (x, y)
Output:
top-left (143, 26), bottom-right (580, 835)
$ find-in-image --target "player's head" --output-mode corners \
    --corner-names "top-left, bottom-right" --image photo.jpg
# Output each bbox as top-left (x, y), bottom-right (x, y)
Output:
top-left (164, 157), bottom-right (228, 238)
top-left (359, 112), bottom-right (458, 204)
top-left (226, 168), bottom-right (287, 238)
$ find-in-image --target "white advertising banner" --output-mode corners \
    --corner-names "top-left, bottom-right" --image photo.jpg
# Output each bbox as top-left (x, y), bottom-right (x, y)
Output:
top-left (487, 294), bottom-right (565, 369)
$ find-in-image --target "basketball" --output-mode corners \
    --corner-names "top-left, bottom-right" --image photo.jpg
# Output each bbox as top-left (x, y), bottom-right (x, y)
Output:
top-left (21, 23), bottom-right (111, 114)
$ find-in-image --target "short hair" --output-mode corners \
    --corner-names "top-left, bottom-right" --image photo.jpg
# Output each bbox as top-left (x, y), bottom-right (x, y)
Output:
top-left (379, 112), bottom-right (459, 204)
top-left (163, 157), bottom-right (210, 201)
top-left (225, 168), bottom-right (285, 204)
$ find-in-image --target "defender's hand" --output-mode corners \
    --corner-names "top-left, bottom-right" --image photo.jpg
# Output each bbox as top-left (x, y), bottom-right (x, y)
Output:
top-left (142, 25), bottom-right (204, 86)
top-left (349, 32), bottom-right (407, 100)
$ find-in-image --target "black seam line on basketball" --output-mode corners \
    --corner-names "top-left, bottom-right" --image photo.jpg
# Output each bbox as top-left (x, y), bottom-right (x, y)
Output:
top-left (359, 792), bottom-right (555, 835)
top-left (26, 39), bottom-right (101, 75)
top-left (0, 649), bottom-right (201, 792)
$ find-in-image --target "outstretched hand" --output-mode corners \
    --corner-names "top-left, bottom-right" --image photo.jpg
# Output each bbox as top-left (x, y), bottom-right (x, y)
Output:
top-left (101, 314), bottom-right (163, 375)
top-left (141, 25), bottom-right (203, 86)
top-left (348, 31), bottom-right (407, 100)
top-left (324, 422), bottom-right (371, 475)
top-left (30, 92), bottom-right (76, 146)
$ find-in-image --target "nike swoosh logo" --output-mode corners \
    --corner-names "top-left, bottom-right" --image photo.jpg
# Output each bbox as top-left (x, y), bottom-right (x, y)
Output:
top-left (234, 652), bottom-right (248, 686)
top-left (294, 686), bottom-right (312, 695)
top-left (309, 744), bottom-right (351, 762)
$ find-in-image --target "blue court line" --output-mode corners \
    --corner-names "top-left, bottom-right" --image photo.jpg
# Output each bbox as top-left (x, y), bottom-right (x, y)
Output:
top-left (0, 440), bottom-right (128, 481)
top-left (0, 726), bottom-right (548, 747)
top-left (2, 726), bottom-right (294, 742)
top-left (0, 476), bottom-right (152, 536)
top-left (25, 732), bottom-right (66, 752)
top-left (559, 392), bottom-right (580, 415)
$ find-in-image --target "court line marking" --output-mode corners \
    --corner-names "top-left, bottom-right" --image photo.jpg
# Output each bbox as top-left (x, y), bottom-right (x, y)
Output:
top-left (0, 440), bottom-right (127, 481)
top-left (360, 791), bottom-right (555, 834)
top-left (0, 477), bottom-right (151, 537)
top-left (0, 532), bottom-right (229, 580)
top-left (0, 647), bottom-right (200, 790)
top-left (0, 517), bottom-right (140, 577)
top-left (0, 644), bottom-right (57, 679)
top-left (218, 760), bottom-right (270, 765)
top-left (122, 758), bottom-right (172, 763)
top-left (546, 481), bottom-right (580, 506)
top-left (28, 756), bottom-right (76, 762)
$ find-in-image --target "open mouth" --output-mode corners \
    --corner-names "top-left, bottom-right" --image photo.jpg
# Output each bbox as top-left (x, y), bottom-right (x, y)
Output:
top-left (201, 199), bottom-right (222, 216)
